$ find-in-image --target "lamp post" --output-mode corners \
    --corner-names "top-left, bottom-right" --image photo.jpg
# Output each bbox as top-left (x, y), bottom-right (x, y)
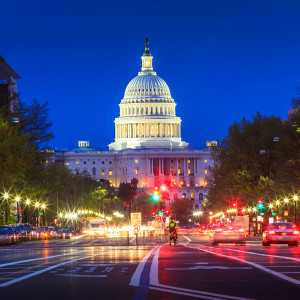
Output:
top-left (3, 193), bottom-right (9, 225)
top-left (16, 196), bottom-right (20, 223)
top-left (284, 198), bottom-right (288, 222)
top-left (293, 195), bottom-right (298, 225)
top-left (41, 204), bottom-right (46, 226)
top-left (35, 202), bottom-right (40, 227)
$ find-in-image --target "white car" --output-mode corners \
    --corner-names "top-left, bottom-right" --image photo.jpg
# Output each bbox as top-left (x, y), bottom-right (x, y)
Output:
top-left (262, 222), bottom-right (299, 246)
top-left (210, 225), bottom-right (246, 245)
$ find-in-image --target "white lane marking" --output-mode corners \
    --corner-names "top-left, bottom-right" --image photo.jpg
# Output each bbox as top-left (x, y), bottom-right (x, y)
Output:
top-left (0, 251), bottom-right (87, 268)
top-left (149, 245), bottom-right (161, 286)
top-left (215, 247), bottom-right (300, 263)
top-left (267, 266), bottom-right (300, 268)
top-left (282, 272), bottom-right (300, 274)
top-left (184, 235), bottom-right (192, 242)
top-left (150, 284), bottom-right (254, 300)
top-left (164, 266), bottom-right (252, 270)
top-left (55, 274), bottom-right (107, 278)
top-left (0, 253), bottom-right (101, 287)
top-left (190, 245), bottom-right (300, 285)
top-left (79, 263), bottom-right (134, 267)
top-left (129, 246), bottom-right (158, 287)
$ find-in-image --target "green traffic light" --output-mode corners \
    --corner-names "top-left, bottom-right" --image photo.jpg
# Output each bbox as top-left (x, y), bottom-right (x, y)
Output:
top-left (153, 195), bottom-right (159, 201)
top-left (158, 211), bottom-right (163, 216)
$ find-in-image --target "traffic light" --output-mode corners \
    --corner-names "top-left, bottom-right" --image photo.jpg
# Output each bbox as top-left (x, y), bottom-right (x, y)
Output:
top-left (257, 199), bottom-right (264, 210)
top-left (124, 201), bottom-right (127, 211)
top-left (158, 211), bottom-right (163, 216)
top-left (54, 219), bottom-right (57, 225)
top-left (152, 211), bottom-right (155, 218)
top-left (165, 210), bottom-right (170, 216)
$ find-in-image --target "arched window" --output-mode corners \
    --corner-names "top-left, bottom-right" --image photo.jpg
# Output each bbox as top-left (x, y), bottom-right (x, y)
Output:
top-left (92, 167), bottom-right (96, 176)
top-left (199, 193), bottom-right (203, 201)
top-left (191, 193), bottom-right (195, 200)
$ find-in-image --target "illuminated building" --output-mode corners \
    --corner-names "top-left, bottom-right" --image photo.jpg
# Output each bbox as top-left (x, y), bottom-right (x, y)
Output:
top-left (55, 39), bottom-right (213, 209)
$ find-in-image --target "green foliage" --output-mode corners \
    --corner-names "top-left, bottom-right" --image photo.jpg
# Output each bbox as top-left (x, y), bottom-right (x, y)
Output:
top-left (171, 197), bottom-right (193, 225)
top-left (210, 109), bottom-right (300, 210)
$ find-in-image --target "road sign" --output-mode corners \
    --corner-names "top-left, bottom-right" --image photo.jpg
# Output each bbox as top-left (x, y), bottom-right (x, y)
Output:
top-left (131, 212), bottom-right (142, 225)
top-left (132, 224), bottom-right (141, 233)
top-left (155, 215), bottom-right (163, 222)
top-left (155, 221), bottom-right (165, 234)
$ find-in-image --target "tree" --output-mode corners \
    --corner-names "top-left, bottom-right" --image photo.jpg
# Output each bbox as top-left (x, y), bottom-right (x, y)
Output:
top-left (171, 197), bottom-right (193, 225)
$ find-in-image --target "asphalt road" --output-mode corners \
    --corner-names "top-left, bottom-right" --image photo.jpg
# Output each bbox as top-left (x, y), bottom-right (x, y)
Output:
top-left (0, 233), bottom-right (300, 300)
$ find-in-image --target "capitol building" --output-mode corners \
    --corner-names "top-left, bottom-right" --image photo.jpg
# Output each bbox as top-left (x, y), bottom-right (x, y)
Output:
top-left (55, 40), bottom-right (213, 209)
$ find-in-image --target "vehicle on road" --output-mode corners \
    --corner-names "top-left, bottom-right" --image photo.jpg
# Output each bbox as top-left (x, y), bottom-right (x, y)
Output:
top-left (82, 217), bottom-right (107, 236)
top-left (262, 221), bottom-right (299, 246)
top-left (48, 226), bottom-right (57, 239)
top-left (169, 229), bottom-right (178, 245)
top-left (62, 229), bottom-right (71, 239)
top-left (0, 226), bottom-right (17, 245)
top-left (210, 225), bottom-right (246, 245)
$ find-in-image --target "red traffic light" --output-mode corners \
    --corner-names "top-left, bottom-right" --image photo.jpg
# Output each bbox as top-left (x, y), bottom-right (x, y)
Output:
top-left (258, 199), bottom-right (263, 204)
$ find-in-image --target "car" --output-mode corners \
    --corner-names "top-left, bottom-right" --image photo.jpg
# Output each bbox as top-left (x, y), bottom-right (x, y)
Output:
top-left (210, 225), bottom-right (246, 245)
top-left (62, 229), bottom-right (72, 239)
top-left (262, 221), bottom-right (299, 246)
top-left (0, 226), bottom-right (17, 245)
top-left (48, 227), bottom-right (57, 239)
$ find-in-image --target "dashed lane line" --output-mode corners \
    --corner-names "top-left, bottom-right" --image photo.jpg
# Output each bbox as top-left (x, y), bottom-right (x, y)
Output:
top-left (0, 252), bottom-right (103, 287)
top-left (0, 250), bottom-right (87, 268)
top-left (188, 245), bottom-right (300, 285)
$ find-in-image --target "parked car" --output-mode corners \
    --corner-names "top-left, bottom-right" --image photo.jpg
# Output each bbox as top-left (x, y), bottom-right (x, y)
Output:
top-left (48, 227), bottom-right (57, 239)
top-left (0, 226), bottom-right (17, 245)
top-left (57, 229), bottom-right (72, 239)
top-left (262, 221), bottom-right (299, 246)
top-left (210, 225), bottom-right (246, 245)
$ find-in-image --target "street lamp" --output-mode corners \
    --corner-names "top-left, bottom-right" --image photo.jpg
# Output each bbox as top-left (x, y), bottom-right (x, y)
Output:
top-left (16, 196), bottom-right (20, 223)
top-left (293, 195), bottom-right (298, 225)
top-left (3, 193), bottom-right (9, 224)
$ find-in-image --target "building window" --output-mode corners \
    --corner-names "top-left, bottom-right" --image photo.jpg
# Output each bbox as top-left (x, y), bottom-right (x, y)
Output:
top-left (178, 168), bottom-right (181, 175)
top-left (119, 168), bottom-right (121, 175)
top-left (188, 168), bottom-right (191, 174)
top-left (102, 170), bottom-right (105, 176)
top-left (204, 160), bottom-right (208, 163)
top-left (92, 167), bottom-right (96, 176)
top-left (199, 193), bottom-right (203, 201)
top-left (109, 161), bottom-right (112, 165)
top-left (109, 170), bottom-right (112, 176)
top-left (205, 169), bottom-right (208, 174)
top-left (188, 160), bottom-right (190, 163)
top-left (93, 161), bottom-right (95, 164)
top-left (76, 161), bottom-right (79, 165)
top-left (102, 161), bottom-right (104, 164)
top-left (135, 168), bottom-right (139, 175)
top-left (84, 161), bottom-right (86, 164)
top-left (135, 160), bottom-right (138, 164)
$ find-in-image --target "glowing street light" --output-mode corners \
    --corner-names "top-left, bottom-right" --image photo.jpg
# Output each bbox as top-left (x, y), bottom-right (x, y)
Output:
top-left (3, 193), bottom-right (9, 199)
top-left (276, 200), bottom-right (280, 205)
top-left (284, 198), bottom-right (288, 204)
top-left (15, 196), bottom-right (20, 202)
top-left (269, 204), bottom-right (273, 209)
top-left (293, 195), bottom-right (298, 201)
top-left (26, 199), bottom-right (30, 205)
top-left (59, 213), bottom-right (63, 218)
top-left (35, 202), bottom-right (40, 208)
top-left (41, 204), bottom-right (46, 209)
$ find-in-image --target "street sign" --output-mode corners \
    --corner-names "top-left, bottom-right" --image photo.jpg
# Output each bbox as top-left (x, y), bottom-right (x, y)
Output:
top-left (131, 212), bottom-right (142, 225)
top-left (284, 211), bottom-right (288, 216)
top-left (132, 224), bottom-right (141, 233)
top-left (154, 221), bottom-right (165, 234)
top-left (155, 215), bottom-right (163, 222)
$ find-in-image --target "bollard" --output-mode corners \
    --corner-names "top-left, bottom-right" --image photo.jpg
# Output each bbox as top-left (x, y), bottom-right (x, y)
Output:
top-left (127, 231), bottom-right (129, 246)
top-left (136, 233), bottom-right (139, 246)
top-left (143, 230), bottom-right (145, 245)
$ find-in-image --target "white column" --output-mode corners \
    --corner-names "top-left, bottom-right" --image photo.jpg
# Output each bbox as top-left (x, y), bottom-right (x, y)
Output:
top-left (162, 158), bottom-right (164, 175)
top-left (176, 158), bottom-right (178, 175)
top-left (151, 159), bottom-right (154, 175)
top-left (155, 124), bottom-right (157, 137)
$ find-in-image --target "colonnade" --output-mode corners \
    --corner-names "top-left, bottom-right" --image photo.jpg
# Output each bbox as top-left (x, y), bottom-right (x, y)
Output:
top-left (115, 123), bottom-right (181, 139)
top-left (120, 105), bottom-right (175, 116)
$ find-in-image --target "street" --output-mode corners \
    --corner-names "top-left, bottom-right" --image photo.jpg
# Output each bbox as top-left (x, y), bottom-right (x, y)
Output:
top-left (0, 234), bottom-right (299, 299)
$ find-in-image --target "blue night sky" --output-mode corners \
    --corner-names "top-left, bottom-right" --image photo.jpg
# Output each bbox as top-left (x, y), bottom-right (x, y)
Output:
top-left (1, 0), bottom-right (300, 150)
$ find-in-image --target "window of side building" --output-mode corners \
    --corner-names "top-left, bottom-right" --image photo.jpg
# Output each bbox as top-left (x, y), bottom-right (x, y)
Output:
top-left (135, 168), bottom-right (139, 175)
top-left (205, 169), bottom-right (208, 174)
top-left (102, 170), bottom-right (105, 176)
top-left (109, 170), bottom-right (112, 176)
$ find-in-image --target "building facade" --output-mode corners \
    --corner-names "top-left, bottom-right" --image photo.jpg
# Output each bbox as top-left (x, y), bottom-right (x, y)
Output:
top-left (55, 40), bottom-right (213, 209)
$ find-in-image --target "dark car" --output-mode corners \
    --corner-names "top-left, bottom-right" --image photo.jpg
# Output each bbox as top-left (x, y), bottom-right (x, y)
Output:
top-left (0, 226), bottom-right (17, 245)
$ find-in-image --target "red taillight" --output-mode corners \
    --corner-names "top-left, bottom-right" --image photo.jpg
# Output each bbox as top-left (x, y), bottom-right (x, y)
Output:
top-left (269, 230), bottom-right (275, 234)
top-left (293, 231), bottom-right (299, 235)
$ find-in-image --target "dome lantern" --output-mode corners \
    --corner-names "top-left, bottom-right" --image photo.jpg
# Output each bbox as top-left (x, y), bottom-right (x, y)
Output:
top-left (140, 37), bottom-right (154, 75)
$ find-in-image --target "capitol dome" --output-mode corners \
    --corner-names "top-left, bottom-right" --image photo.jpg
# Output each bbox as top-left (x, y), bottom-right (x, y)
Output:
top-left (123, 74), bottom-right (172, 101)
top-left (109, 38), bottom-right (188, 151)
